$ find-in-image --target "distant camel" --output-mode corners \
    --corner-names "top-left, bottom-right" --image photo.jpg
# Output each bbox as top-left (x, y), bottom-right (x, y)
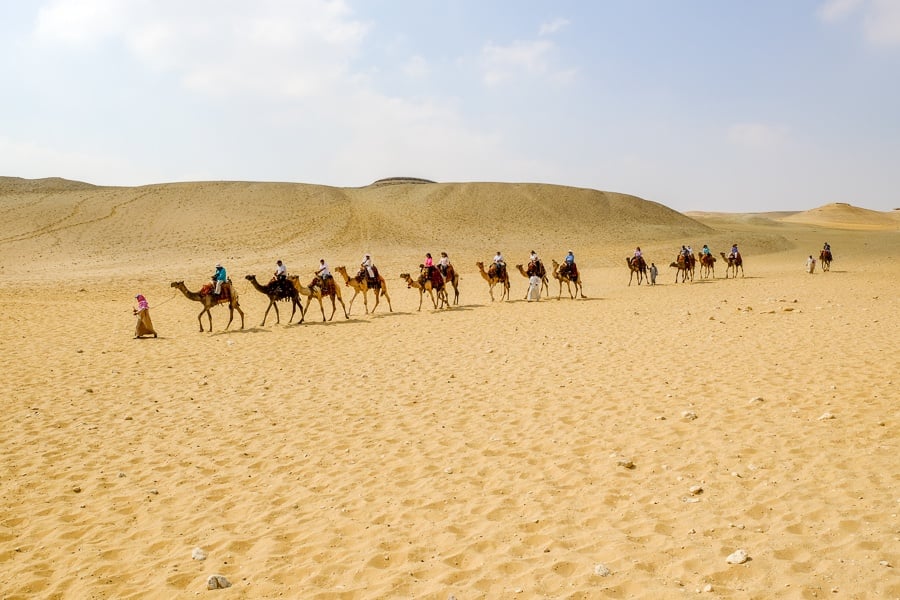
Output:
top-left (819, 249), bottom-right (832, 272)
top-left (626, 256), bottom-right (647, 286)
top-left (289, 275), bottom-right (348, 321)
top-left (698, 253), bottom-right (716, 279)
top-left (400, 268), bottom-right (448, 310)
top-left (551, 259), bottom-right (585, 299)
top-left (244, 274), bottom-right (303, 326)
top-left (514, 263), bottom-right (550, 299)
top-left (334, 265), bottom-right (392, 316)
top-left (719, 252), bottom-right (744, 278)
top-left (441, 263), bottom-right (461, 305)
top-left (669, 255), bottom-right (694, 283)
top-left (476, 261), bottom-right (510, 302)
top-left (170, 280), bottom-right (245, 332)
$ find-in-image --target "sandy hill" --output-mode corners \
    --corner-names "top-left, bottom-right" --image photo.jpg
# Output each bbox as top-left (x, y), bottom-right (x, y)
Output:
top-left (0, 178), bottom-right (718, 279)
top-left (778, 202), bottom-right (900, 230)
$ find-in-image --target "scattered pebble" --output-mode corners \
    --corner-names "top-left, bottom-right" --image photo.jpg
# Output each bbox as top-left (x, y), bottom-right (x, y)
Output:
top-left (818, 412), bottom-right (836, 421)
top-left (703, 584), bottom-right (714, 592)
top-left (207, 574), bottom-right (231, 589)
top-left (726, 549), bottom-right (750, 564)
top-left (689, 485), bottom-right (703, 495)
top-left (149, 489), bottom-right (159, 495)
top-left (192, 547), bottom-right (208, 561)
top-left (749, 396), bottom-right (764, 404)
top-left (617, 459), bottom-right (635, 469)
top-left (444, 467), bottom-right (454, 474)
top-left (593, 563), bottom-right (611, 577)
top-left (682, 411), bottom-right (698, 421)
top-left (72, 486), bottom-right (82, 493)
top-left (880, 560), bottom-right (892, 567)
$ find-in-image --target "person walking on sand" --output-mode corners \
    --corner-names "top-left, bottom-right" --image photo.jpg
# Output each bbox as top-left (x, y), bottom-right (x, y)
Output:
top-left (649, 262), bottom-right (658, 285)
top-left (806, 255), bottom-right (816, 274)
top-left (133, 294), bottom-right (157, 338)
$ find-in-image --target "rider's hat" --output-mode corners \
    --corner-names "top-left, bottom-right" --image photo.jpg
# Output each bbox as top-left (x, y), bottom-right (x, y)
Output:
top-left (215, 263), bottom-right (222, 268)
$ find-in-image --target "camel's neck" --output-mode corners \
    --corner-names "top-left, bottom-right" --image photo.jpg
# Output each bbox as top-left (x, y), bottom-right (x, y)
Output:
top-left (177, 285), bottom-right (203, 302)
top-left (247, 277), bottom-right (268, 293)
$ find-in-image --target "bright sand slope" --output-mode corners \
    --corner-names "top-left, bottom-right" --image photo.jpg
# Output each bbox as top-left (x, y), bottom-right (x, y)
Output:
top-left (0, 179), bottom-right (898, 599)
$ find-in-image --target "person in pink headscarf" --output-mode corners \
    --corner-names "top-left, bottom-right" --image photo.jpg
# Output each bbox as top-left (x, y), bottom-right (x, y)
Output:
top-left (133, 294), bottom-right (157, 338)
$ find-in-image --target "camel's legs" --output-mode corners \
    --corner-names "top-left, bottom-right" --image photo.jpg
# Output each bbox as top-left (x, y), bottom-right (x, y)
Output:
top-left (198, 309), bottom-right (210, 332)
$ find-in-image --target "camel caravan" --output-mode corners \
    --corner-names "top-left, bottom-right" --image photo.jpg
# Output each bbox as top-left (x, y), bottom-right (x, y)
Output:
top-left (166, 250), bottom-right (591, 331)
top-left (164, 242), bottom-right (843, 331)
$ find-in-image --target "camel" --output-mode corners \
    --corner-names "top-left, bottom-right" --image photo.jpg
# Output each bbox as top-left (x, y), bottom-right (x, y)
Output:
top-left (476, 261), bottom-right (510, 302)
top-left (400, 268), bottom-right (449, 310)
top-left (514, 264), bottom-right (550, 299)
top-left (441, 263), bottom-right (461, 305)
top-left (668, 255), bottom-right (694, 283)
top-left (334, 265), bottom-right (393, 316)
top-left (719, 252), bottom-right (744, 279)
top-left (244, 274), bottom-right (303, 326)
top-left (288, 275), bottom-right (349, 322)
top-left (698, 253), bottom-right (716, 279)
top-left (551, 259), bottom-right (585, 299)
top-left (170, 280), bottom-right (245, 332)
top-left (819, 249), bottom-right (832, 272)
top-left (626, 256), bottom-right (647, 286)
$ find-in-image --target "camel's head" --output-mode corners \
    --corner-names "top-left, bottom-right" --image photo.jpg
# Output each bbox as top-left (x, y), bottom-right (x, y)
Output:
top-left (476, 261), bottom-right (484, 269)
top-left (170, 281), bottom-right (183, 288)
top-left (669, 262), bottom-right (678, 268)
top-left (244, 274), bottom-right (255, 281)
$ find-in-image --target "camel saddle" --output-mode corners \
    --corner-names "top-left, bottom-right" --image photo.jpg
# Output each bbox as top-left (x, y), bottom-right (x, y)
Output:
top-left (526, 260), bottom-right (545, 278)
top-left (561, 262), bottom-right (578, 281)
top-left (356, 266), bottom-right (381, 289)
top-left (311, 276), bottom-right (336, 296)
top-left (201, 281), bottom-right (233, 302)
top-left (423, 267), bottom-right (443, 289)
top-left (821, 250), bottom-right (832, 261)
top-left (489, 262), bottom-right (507, 280)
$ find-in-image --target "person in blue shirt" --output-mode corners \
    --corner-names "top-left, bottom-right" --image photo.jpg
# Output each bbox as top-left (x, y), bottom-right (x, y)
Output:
top-left (213, 263), bottom-right (227, 295)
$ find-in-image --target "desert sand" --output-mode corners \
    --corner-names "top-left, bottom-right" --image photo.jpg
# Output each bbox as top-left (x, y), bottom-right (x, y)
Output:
top-left (0, 177), bottom-right (897, 599)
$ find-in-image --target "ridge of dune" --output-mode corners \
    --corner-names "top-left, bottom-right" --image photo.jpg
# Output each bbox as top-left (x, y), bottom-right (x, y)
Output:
top-left (0, 179), bottom-right (715, 278)
top-left (777, 202), bottom-right (900, 230)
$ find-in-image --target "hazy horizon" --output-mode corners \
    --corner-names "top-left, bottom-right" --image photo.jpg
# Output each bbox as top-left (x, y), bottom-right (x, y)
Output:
top-left (1, 1), bottom-right (898, 213)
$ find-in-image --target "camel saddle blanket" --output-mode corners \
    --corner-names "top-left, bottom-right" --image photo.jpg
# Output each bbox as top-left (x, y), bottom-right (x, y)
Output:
top-left (562, 263), bottom-right (578, 280)
top-left (200, 283), bottom-right (232, 303)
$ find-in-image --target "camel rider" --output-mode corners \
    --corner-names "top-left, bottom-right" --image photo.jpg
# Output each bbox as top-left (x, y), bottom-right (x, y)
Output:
top-left (424, 252), bottom-right (435, 280)
top-left (564, 250), bottom-right (576, 279)
top-left (438, 252), bottom-right (450, 277)
top-left (361, 254), bottom-right (374, 279)
top-left (315, 259), bottom-right (332, 286)
top-left (681, 245), bottom-right (691, 260)
top-left (213, 263), bottom-right (227, 295)
top-left (493, 251), bottom-right (506, 277)
top-left (702, 244), bottom-right (711, 257)
top-left (273, 259), bottom-right (287, 294)
top-left (730, 244), bottom-right (739, 260)
top-left (823, 242), bottom-right (832, 258)
top-left (633, 247), bottom-right (644, 269)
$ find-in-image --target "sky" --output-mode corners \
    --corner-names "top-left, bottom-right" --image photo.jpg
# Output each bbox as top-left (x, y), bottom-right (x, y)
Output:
top-left (1, 0), bottom-right (899, 213)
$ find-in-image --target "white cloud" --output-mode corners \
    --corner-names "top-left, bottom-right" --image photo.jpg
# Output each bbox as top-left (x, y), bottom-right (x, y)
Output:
top-left (727, 123), bottom-right (788, 149)
top-left (818, 0), bottom-right (900, 46)
top-left (402, 55), bottom-right (429, 78)
top-left (481, 39), bottom-right (554, 85)
top-left (818, 0), bottom-right (864, 22)
top-left (32, 0), bottom-right (370, 98)
top-left (863, 0), bottom-right (900, 46)
top-left (539, 18), bottom-right (570, 36)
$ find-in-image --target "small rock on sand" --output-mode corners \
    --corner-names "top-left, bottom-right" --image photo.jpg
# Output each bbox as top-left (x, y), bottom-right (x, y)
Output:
top-left (593, 563), bottom-right (611, 576)
top-left (192, 547), bottom-right (207, 561)
top-left (726, 549), bottom-right (750, 564)
top-left (207, 574), bottom-right (231, 589)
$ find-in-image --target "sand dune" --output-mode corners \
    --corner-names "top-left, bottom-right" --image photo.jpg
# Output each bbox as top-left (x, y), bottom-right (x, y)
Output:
top-left (778, 202), bottom-right (900, 230)
top-left (1, 179), bottom-right (898, 599)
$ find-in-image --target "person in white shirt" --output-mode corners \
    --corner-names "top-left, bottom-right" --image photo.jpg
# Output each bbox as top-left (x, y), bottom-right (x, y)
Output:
top-left (361, 254), bottom-right (374, 279)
